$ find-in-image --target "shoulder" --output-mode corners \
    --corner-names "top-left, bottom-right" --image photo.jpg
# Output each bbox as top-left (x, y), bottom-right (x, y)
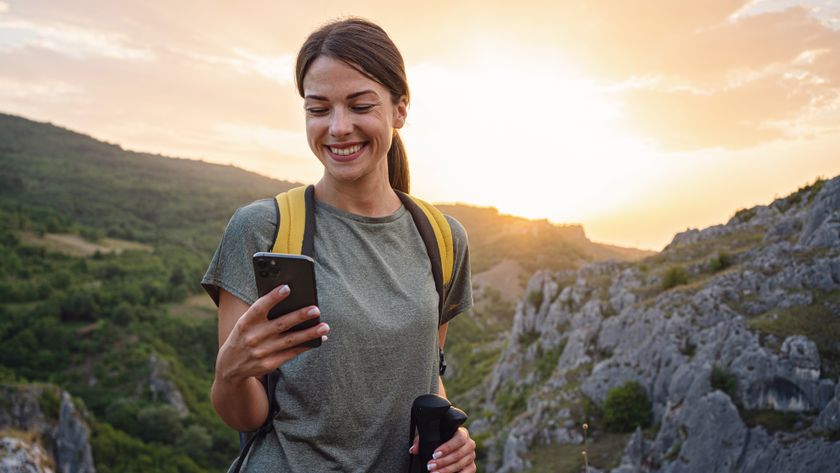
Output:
top-left (442, 214), bottom-right (469, 249)
top-left (231, 198), bottom-right (277, 225)
top-left (223, 198), bottom-right (278, 243)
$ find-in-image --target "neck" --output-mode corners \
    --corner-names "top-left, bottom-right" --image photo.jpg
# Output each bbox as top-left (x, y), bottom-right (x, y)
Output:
top-left (314, 173), bottom-right (402, 217)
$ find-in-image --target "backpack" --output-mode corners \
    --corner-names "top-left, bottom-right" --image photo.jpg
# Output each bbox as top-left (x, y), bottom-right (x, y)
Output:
top-left (233, 184), bottom-right (456, 472)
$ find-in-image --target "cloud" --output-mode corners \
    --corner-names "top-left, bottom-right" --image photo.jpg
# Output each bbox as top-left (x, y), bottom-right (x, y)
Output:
top-left (525, 1), bottom-right (840, 151)
top-left (0, 18), bottom-right (155, 60)
top-left (187, 49), bottom-right (295, 86)
top-left (213, 123), bottom-right (310, 159)
top-left (0, 77), bottom-right (85, 103)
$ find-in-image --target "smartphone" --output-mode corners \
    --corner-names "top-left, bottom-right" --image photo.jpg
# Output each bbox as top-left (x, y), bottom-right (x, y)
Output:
top-left (252, 252), bottom-right (321, 348)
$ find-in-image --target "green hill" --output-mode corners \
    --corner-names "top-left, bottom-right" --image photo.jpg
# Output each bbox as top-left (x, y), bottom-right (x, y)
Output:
top-left (0, 113), bottom-right (300, 471)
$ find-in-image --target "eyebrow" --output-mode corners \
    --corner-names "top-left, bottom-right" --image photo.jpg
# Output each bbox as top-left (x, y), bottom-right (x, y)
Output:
top-left (304, 90), bottom-right (378, 101)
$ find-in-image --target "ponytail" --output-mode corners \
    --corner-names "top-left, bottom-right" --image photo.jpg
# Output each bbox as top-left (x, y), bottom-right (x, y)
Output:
top-left (388, 131), bottom-right (410, 193)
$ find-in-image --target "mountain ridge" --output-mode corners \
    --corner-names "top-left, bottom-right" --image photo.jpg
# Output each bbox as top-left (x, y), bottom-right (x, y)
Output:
top-left (467, 175), bottom-right (840, 472)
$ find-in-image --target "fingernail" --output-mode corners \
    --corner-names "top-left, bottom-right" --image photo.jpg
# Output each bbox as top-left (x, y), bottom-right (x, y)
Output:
top-left (278, 285), bottom-right (289, 295)
top-left (427, 463), bottom-right (436, 471)
top-left (317, 323), bottom-right (330, 335)
top-left (307, 307), bottom-right (320, 317)
top-left (433, 451), bottom-right (442, 459)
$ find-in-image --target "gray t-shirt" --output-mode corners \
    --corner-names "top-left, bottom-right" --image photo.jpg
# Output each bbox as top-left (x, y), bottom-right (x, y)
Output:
top-left (202, 197), bottom-right (472, 472)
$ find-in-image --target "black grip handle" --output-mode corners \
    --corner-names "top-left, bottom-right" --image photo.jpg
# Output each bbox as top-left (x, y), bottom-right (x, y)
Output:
top-left (408, 395), bottom-right (469, 473)
top-left (440, 407), bottom-right (468, 441)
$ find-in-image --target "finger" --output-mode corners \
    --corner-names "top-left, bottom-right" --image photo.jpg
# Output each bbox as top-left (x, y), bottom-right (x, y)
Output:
top-left (430, 446), bottom-right (475, 473)
top-left (243, 284), bottom-right (291, 324)
top-left (430, 428), bottom-right (474, 471)
top-left (261, 344), bottom-right (313, 372)
top-left (431, 427), bottom-right (468, 461)
top-left (270, 305), bottom-right (320, 333)
top-left (262, 322), bottom-right (330, 355)
top-left (408, 434), bottom-right (419, 455)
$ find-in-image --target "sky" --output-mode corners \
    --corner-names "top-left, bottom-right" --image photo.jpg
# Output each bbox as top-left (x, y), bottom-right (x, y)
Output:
top-left (1, 0), bottom-right (839, 250)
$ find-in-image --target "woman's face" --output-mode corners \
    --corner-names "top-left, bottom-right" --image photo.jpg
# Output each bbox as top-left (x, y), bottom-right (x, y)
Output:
top-left (302, 56), bottom-right (407, 187)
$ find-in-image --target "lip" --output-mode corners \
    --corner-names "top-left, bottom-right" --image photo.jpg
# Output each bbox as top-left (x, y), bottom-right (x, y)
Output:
top-left (324, 142), bottom-right (367, 162)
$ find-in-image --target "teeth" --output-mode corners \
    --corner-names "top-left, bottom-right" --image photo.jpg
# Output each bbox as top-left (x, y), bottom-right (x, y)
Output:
top-left (329, 144), bottom-right (363, 156)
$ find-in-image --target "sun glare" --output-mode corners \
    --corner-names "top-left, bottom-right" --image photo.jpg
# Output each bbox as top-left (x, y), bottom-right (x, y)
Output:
top-left (402, 36), bottom-right (665, 224)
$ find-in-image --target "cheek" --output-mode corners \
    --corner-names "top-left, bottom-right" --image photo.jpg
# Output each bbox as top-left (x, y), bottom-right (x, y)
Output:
top-left (304, 122), bottom-right (323, 156)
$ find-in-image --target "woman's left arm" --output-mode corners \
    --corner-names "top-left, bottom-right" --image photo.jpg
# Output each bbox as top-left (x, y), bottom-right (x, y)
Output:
top-left (427, 322), bottom-right (477, 473)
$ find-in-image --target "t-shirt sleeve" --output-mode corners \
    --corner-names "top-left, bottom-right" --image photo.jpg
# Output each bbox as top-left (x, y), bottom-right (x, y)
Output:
top-left (440, 215), bottom-right (473, 325)
top-left (201, 199), bottom-right (278, 307)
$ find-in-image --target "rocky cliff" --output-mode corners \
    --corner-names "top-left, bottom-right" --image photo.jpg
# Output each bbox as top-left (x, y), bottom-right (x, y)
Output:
top-left (0, 384), bottom-right (95, 473)
top-left (472, 176), bottom-right (840, 473)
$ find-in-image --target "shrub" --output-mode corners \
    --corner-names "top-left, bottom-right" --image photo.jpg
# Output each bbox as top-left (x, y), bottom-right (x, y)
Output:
top-left (176, 425), bottom-right (212, 458)
top-left (38, 385), bottom-right (62, 421)
top-left (710, 365), bottom-right (738, 398)
top-left (527, 289), bottom-right (543, 308)
top-left (136, 404), bottom-right (184, 444)
top-left (602, 381), bottom-right (652, 432)
top-left (709, 252), bottom-right (732, 273)
top-left (517, 328), bottom-right (540, 347)
top-left (661, 266), bottom-right (688, 290)
top-left (732, 207), bottom-right (756, 224)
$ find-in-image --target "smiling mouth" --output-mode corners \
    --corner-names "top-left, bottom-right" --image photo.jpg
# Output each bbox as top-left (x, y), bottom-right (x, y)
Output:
top-left (325, 142), bottom-right (367, 161)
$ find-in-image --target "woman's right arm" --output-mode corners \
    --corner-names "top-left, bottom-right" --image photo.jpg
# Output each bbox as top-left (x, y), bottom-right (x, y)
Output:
top-left (211, 285), bottom-right (328, 432)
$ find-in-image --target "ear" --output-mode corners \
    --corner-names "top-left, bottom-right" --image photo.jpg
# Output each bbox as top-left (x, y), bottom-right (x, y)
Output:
top-left (393, 95), bottom-right (408, 129)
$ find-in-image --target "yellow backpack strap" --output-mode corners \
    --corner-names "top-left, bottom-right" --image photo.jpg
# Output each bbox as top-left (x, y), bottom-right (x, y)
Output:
top-left (407, 196), bottom-right (455, 287)
top-left (271, 185), bottom-right (310, 255)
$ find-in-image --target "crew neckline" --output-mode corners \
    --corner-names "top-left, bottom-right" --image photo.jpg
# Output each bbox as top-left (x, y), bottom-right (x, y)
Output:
top-left (315, 199), bottom-right (407, 224)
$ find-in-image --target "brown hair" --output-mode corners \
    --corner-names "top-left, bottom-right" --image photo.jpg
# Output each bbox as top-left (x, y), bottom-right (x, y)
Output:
top-left (295, 18), bottom-right (411, 193)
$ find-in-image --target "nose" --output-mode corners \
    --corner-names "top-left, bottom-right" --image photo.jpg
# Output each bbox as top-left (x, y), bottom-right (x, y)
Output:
top-left (329, 107), bottom-right (353, 137)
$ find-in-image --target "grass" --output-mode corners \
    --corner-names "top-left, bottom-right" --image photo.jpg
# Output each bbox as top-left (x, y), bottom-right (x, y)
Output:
top-left (445, 294), bottom-right (513, 410)
top-left (495, 382), bottom-right (533, 424)
top-left (710, 365), bottom-right (738, 399)
top-left (661, 266), bottom-right (688, 290)
top-left (528, 289), bottom-right (544, 309)
top-left (166, 294), bottom-right (217, 321)
top-left (522, 432), bottom-right (631, 473)
top-left (518, 328), bottom-right (541, 347)
top-left (18, 231), bottom-right (152, 257)
top-left (535, 339), bottom-right (567, 382)
top-left (746, 289), bottom-right (840, 379)
top-left (741, 409), bottom-right (809, 433)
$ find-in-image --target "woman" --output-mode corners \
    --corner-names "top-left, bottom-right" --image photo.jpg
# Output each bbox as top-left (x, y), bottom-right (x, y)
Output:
top-left (202, 18), bottom-right (476, 472)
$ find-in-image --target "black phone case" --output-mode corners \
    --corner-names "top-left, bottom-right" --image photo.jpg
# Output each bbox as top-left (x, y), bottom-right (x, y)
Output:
top-left (252, 252), bottom-right (321, 348)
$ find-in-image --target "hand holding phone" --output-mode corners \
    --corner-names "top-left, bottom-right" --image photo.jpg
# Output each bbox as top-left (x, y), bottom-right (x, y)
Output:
top-left (253, 252), bottom-right (322, 348)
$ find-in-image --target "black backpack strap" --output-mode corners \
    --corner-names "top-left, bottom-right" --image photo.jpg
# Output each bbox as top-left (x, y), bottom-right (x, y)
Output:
top-left (395, 191), bottom-right (451, 377)
top-left (395, 191), bottom-right (445, 319)
top-left (301, 185), bottom-right (316, 257)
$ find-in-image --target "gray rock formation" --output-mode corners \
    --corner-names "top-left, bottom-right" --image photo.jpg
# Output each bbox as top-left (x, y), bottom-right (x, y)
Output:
top-left (146, 351), bottom-right (189, 417)
top-left (0, 384), bottom-right (95, 473)
top-left (54, 393), bottom-right (94, 473)
top-left (476, 176), bottom-right (840, 472)
top-left (0, 437), bottom-right (54, 473)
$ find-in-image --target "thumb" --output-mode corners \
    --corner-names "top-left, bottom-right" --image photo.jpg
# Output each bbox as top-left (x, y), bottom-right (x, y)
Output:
top-left (409, 434), bottom-right (419, 455)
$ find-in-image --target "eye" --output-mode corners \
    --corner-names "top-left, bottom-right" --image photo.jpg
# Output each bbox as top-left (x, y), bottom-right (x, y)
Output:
top-left (305, 107), bottom-right (329, 116)
top-left (351, 104), bottom-right (374, 112)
